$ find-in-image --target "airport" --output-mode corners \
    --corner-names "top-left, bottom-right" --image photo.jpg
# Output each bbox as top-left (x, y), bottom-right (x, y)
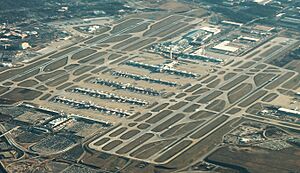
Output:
top-left (0, 0), bottom-right (299, 172)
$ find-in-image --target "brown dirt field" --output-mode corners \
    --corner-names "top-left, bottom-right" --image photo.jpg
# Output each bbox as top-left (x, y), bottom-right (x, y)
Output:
top-left (160, 24), bottom-right (196, 42)
top-left (120, 130), bottom-right (140, 140)
top-left (192, 88), bottom-right (210, 95)
top-left (146, 110), bottom-right (173, 124)
top-left (45, 74), bottom-right (69, 87)
top-left (218, 71), bottom-right (226, 75)
top-left (134, 113), bottom-right (152, 122)
top-left (44, 57), bottom-right (68, 72)
top-left (48, 46), bottom-right (80, 59)
top-left (137, 123), bottom-right (150, 130)
top-left (95, 26), bottom-right (111, 35)
top-left (0, 86), bottom-right (9, 95)
top-left (190, 110), bottom-right (216, 120)
top-left (277, 88), bottom-right (295, 96)
top-left (245, 102), bottom-right (264, 115)
top-left (185, 95), bottom-right (200, 101)
top-left (122, 38), bottom-right (157, 51)
top-left (84, 34), bottom-right (110, 44)
top-left (127, 112), bottom-right (141, 120)
top-left (73, 66), bottom-right (95, 76)
top-left (112, 37), bottom-right (140, 50)
top-left (116, 133), bottom-right (154, 154)
top-left (155, 22), bottom-right (187, 38)
top-left (143, 15), bottom-right (185, 36)
top-left (154, 140), bottom-right (193, 163)
top-left (239, 90), bottom-right (268, 107)
top-left (250, 69), bottom-right (260, 73)
top-left (183, 104), bottom-right (201, 113)
top-left (226, 107), bottom-right (241, 115)
top-left (184, 8), bottom-right (208, 18)
top-left (190, 115), bottom-right (229, 139)
top-left (35, 70), bottom-right (65, 82)
top-left (151, 113), bottom-right (185, 132)
top-left (128, 123), bottom-right (137, 127)
top-left (94, 137), bottom-right (110, 146)
top-left (285, 60), bottom-right (300, 73)
top-left (233, 69), bottom-right (243, 72)
top-left (81, 152), bottom-right (129, 172)
top-left (261, 45), bottom-right (282, 58)
top-left (2, 81), bottom-right (13, 86)
top-left (73, 74), bottom-right (91, 82)
top-left (56, 82), bottom-right (73, 90)
top-left (206, 146), bottom-right (300, 173)
top-left (111, 19), bottom-right (144, 34)
top-left (245, 50), bottom-right (261, 59)
top-left (202, 75), bottom-right (218, 84)
top-left (230, 61), bottom-right (243, 67)
top-left (109, 127), bottom-right (128, 137)
top-left (71, 49), bottom-right (97, 60)
top-left (39, 93), bottom-right (51, 100)
top-left (175, 93), bottom-right (187, 99)
top-left (227, 83), bottom-right (253, 104)
top-left (253, 57), bottom-right (262, 61)
top-left (220, 75), bottom-right (249, 91)
top-left (254, 64), bottom-right (267, 69)
top-left (159, 1), bottom-right (191, 12)
top-left (224, 73), bottom-right (237, 81)
top-left (64, 64), bottom-right (79, 70)
top-left (168, 101), bottom-right (188, 110)
top-left (12, 69), bottom-right (40, 82)
top-left (185, 84), bottom-right (202, 93)
top-left (205, 99), bottom-right (226, 112)
top-left (102, 34), bottom-right (132, 44)
top-left (1, 88), bottom-right (42, 102)
top-left (78, 52), bottom-right (106, 64)
top-left (109, 56), bottom-right (129, 65)
top-left (238, 61), bottom-right (256, 69)
top-left (282, 74), bottom-right (300, 90)
top-left (184, 17), bottom-right (195, 22)
top-left (179, 83), bottom-right (192, 90)
top-left (254, 73), bottom-right (276, 87)
top-left (36, 85), bottom-right (48, 91)
top-left (107, 54), bottom-right (122, 60)
top-left (198, 90), bottom-right (223, 104)
top-left (130, 139), bottom-right (175, 160)
top-left (123, 22), bottom-right (150, 34)
top-left (265, 72), bottom-right (295, 90)
top-left (160, 121), bottom-right (204, 138)
top-left (102, 140), bottom-right (123, 151)
top-left (262, 69), bottom-right (281, 73)
top-left (261, 93), bottom-right (279, 102)
top-left (207, 79), bottom-right (221, 88)
top-left (151, 103), bottom-right (170, 112)
top-left (0, 59), bottom-right (50, 82)
top-left (91, 57), bottom-right (105, 65)
top-left (18, 80), bottom-right (39, 87)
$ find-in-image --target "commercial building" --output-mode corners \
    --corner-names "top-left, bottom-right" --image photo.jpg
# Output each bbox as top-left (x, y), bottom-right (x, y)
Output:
top-left (278, 108), bottom-right (300, 118)
top-left (212, 41), bottom-right (239, 53)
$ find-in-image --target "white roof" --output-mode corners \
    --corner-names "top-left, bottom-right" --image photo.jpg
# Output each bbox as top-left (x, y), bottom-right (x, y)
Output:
top-left (221, 20), bottom-right (243, 27)
top-left (278, 108), bottom-right (300, 116)
top-left (213, 41), bottom-right (239, 52)
top-left (239, 36), bottom-right (260, 42)
top-left (253, 0), bottom-right (272, 5)
top-left (200, 26), bottom-right (221, 35)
